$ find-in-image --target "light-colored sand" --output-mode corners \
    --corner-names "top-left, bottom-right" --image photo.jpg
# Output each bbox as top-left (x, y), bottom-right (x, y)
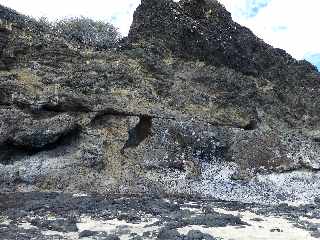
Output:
top-left (77, 215), bottom-right (159, 239)
top-left (180, 206), bottom-right (203, 214)
top-left (18, 221), bottom-right (38, 230)
top-left (177, 208), bottom-right (318, 240)
top-left (42, 230), bottom-right (79, 239)
top-left (2, 204), bottom-right (318, 240)
top-left (300, 216), bottom-right (320, 225)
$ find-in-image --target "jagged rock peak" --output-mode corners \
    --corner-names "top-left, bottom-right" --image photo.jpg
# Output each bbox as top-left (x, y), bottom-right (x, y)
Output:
top-left (180, 0), bottom-right (231, 19)
top-left (128, 0), bottom-right (317, 77)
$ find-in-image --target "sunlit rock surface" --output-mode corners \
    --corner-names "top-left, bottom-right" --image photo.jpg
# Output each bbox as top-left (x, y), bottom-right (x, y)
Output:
top-left (1, 0), bottom-right (320, 227)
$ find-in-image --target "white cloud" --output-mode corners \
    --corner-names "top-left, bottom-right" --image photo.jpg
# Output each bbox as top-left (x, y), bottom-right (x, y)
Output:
top-left (219, 0), bottom-right (320, 61)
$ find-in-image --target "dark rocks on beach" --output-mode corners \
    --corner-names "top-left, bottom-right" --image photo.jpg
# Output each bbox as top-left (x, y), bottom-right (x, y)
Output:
top-left (1, 193), bottom-right (320, 240)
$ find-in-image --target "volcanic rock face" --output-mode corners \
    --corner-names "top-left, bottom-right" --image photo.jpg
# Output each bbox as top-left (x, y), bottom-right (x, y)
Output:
top-left (129, 0), bottom-right (317, 77)
top-left (0, 0), bottom-right (320, 205)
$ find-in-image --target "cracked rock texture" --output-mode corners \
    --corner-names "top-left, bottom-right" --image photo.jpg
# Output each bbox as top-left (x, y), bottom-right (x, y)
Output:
top-left (0, 0), bottom-right (320, 205)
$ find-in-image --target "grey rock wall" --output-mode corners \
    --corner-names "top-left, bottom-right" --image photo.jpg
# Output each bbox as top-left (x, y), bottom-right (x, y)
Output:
top-left (0, 0), bottom-right (320, 205)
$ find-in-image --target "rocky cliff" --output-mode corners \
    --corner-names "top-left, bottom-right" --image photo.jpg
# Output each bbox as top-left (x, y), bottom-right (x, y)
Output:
top-left (1, 0), bottom-right (320, 205)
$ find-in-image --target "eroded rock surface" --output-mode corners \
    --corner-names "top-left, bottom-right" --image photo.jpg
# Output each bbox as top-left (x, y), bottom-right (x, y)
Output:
top-left (0, 0), bottom-right (320, 207)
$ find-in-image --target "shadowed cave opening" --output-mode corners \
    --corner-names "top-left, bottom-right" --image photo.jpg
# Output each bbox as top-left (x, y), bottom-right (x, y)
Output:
top-left (243, 119), bottom-right (258, 131)
top-left (0, 126), bottom-right (81, 165)
top-left (122, 116), bottom-right (152, 152)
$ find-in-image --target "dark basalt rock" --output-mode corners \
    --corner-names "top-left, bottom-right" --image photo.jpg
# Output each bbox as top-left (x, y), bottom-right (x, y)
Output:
top-left (157, 228), bottom-right (183, 240)
top-left (186, 230), bottom-right (216, 240)
top-left (79, 230), bottom-right (99, 238)
top-left (30, 218), bottom-right (78, 232)
top-left (0, 193), bottom-right (319, 240)
top-left (0, 108), bottom-right (78, 150)
top-left (128, 0), bottom-right (317, 78)
top-left (184, 212), bottom-right (247, 227)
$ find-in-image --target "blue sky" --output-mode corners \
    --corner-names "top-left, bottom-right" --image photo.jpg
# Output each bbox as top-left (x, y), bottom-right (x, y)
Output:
top-left (219, 0), bottom-right (320, 70)
top-left (235, 0), bottom-right (270, 18)
top-left (305, 54), bottom-right (320, 70)
top-left (1, 0), bottom-right (319, 70)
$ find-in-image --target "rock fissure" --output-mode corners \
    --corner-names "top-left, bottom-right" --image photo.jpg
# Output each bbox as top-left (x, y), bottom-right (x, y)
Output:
top-left (91, 109), bottom-right (255, 131)
top-left (0, 126), bottom-right (81, 164)
top-left (122, 115), bottom-right (153, 151)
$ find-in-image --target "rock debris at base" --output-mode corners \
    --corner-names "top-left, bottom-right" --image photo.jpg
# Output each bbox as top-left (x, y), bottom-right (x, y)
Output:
top-left (1, 192), bottom-right (320, 240)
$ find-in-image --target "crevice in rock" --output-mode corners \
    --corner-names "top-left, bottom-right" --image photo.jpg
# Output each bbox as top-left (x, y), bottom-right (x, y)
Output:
top-left (9, 104), bottom-right (260, 135)
top-left (280, 167), bottom-right (320, 174)
top-left (5, 100), bottom-right (261, 132)
top-left (93, 108), bottom-right (141, 119)
top-left (41, 102), bottom-right (91, 113)
top-left (95, 108), bottom-right (255, 131)
top-left (275, 163), bottom-right (320, 174)
top-left (312, 138), bottom-right (320, 143)
top-left (0, 144), bottom-right (33, 165)
top-left (243, 120), bottom-right (258, 131)
top-left (0, 126), bottom-right (81, 165)
top-left (31, 125), bottom-right (81, 151)
top-left (121, 116), bottom-right (152, 152)
top-left (145, 162), bottom-right (186, 172)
